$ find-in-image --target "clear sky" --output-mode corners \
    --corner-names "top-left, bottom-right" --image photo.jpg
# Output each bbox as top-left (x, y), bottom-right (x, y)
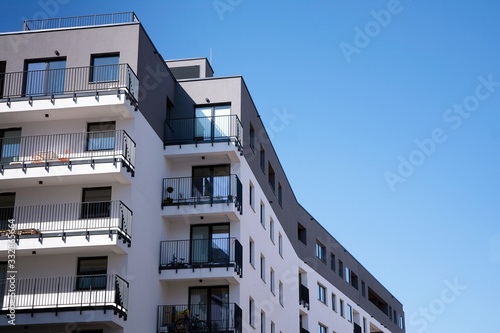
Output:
top-left (2, 1), bottom-right (499, 332)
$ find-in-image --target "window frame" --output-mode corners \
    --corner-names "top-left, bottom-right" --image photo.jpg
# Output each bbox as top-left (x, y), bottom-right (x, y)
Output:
top-left (90, 53), bottom-right (119, 83)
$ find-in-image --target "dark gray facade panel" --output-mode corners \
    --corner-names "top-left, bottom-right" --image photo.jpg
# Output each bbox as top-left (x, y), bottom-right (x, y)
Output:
top-left (136, 26), bottom-right (175, 140)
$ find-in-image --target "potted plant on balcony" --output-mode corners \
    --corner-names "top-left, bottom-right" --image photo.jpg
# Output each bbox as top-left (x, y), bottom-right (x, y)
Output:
top-left (163, 186), bottom-right (174, 205)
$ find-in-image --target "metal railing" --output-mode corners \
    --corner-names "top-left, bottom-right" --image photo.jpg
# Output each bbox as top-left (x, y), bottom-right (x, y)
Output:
top-left (1, 63), bottom-right (139, 104)
top-left (164, 115), bottom-right (243, 149)
top-left (159, 237), bottom-right (243, 276)
top-left (24, 12), bottom-right (139, 31)
top-left (299, 284), bottom-right (310, 310)
top-left (0, 200), bottom-right (132, 244)
top-left (0, 130), bottom-right (136, 174)
top-left (162, 174), bottom-right (242, 212)
top-left (0, 274), bottom-right (129, 318)
top-left (157, 303), bottom-right (242, 333)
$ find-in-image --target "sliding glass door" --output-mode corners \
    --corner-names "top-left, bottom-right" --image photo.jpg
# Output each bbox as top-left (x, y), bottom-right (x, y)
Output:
top-left (195, 105), bottom-right (231, 141)
top-left (25, 59), bottom-right (66, 96)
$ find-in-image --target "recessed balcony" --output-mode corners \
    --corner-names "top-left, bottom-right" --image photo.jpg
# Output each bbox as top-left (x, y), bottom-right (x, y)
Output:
top-left (0, 200), bottom-right (132, 252)
top-left (159, 237), bottom-right (243, 280)
top-left (161, 175), bottom-right (242, 222)
top-left (0, 64), bottom-right (139, 123)
top-left (0, 274), bottom-right (129, 324)
top-left (0, 130), bottom-right (135, 187)
top-left (299, 284), bottom-right (310, 310)
top-left (164, 115), bottom-right (243, 164)
top-left (157, 303), bottom-right (242, 333)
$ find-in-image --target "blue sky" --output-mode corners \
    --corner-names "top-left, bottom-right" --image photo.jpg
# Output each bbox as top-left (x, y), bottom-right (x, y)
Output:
top-left (2, 1), bottom-right (499, 332)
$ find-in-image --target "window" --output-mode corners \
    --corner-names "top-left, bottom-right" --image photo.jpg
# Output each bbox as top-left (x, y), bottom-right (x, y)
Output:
top-left (0, 61), bottom-right (6, 98)
top-left (346, 267), bottom-right (351, 284)
top-left (394, 310), bottom-right (398, 324)
top-left (330, 253), bottom-right (336, 271)
top-left (0, 192), bottom-right (16, 230)
top-left (331, 293), bottom-right (337, 312)
top-left (192, 164), bottom-right (230, 199)
top-left (249, 123), bottom-right (255, 152)
top-left (25, 58), bottom-right (66, 96)
top-left (347, 304), bottom-right (353, 322)
top-left (81, 187), bottom-right (111, 219)
top-left (261, 311), bottom-right (266, 333)
top-left (316, 241), bottom-right (326, 262)
top-left (260, 254), bottom-right (266, 281)
top-left (340, 299), bottom-right (345, 317)
top-left (195, 104), bottom-right (231, 140)
top-left (278, 182), bottom-right (282, 207)
top-left (260, 202), bottom-right (265, 228)
top-left (87, 121), bottom-right (116, 151)
top-left (268, 162), bottom-right (275, 191)
top-left (363, 317), bottom-right (367, 333)
top-left (190, 224), bottom-right (230, 264)
top-left (270, 218), bottom-right (274, 242)
top-left (298, 223), bottom-right (307, 245)
top-left (389, 306), bottom-right (393, 320)
top-left (279, 281), bottom-right (284, 305)
top-left (0, 128), bottom-right (21, 163)
top-left (249, 182), bottom-right (255, 209)
top-left (249, 298), bottom-right (255, 327)
top-left (318, 284), bottom-right (326, 304)
top-left (76, 257), bottom-right (107, 290)
top-left (318, 323), bottom-right (328, 333)
top-left (249, 238), bottom-right (255, 267)
top-left (270, 268), bottom-right (275, 294)
top-left (91, 54), bottom-right (119, 82)
top-left (338, 260), bottom-right (343, 278)
top-left (278, 233), bottom-right (283, 257)
top-left (260, 145), bottom-right (265, 172)
top-left (399, 315), bottom-right (405, 329)
top-left (361, 280), bottom-right (366, 297)
top-left (271, 321), bottom-right (275, 333)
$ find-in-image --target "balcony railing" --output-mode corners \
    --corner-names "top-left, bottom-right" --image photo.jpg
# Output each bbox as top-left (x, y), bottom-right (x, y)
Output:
top-left (0, 274), bottom-right (129, 319)
top-left (24, 12), bottom-right (139, 31)
top-left (157, 303), bottom-right (242, 333)
top-left (299, 284), bottom-right (310, 310)
top-left (0, 63), bottom-right (139, 106)
top-left (162, 174), bottom-right (242, 213)
top-left (0, 130), bottom-right (135, 176)
top-left (0, 200), bottom-right (132, 245)
top-left (159, 237), bottom-right (243, 277)
top-left (164, 115), bottom-right (243, 150)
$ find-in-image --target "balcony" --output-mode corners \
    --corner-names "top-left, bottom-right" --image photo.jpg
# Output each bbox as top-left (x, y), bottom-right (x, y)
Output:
top-left (159, 237), bottom-right (242, 278)
top-left (0, 274), bottom-right (128, 319)
top-left (165, 115), bottom-right (242, 148)
top-left (162, 174), bottom-right (242, 219)
top-left (0, 130), bottom-right (135, 185)
top-left (24, 12), bottom-right (139, 31)
top-left (157, 303), bottom-right (242, 333)
top-left (299, 284), bottom-right (310, 310)
top-left (0, 200), bottom-right (132, 249)
top-left (0, 64), bottom-right (139, 122)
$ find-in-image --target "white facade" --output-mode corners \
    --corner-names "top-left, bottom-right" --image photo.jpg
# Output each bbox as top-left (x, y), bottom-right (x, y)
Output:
top-left (0, 13), bottom-right (404, 333)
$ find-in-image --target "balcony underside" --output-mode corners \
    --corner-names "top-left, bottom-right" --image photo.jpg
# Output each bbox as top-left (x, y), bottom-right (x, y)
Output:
top-left (159, 264), bottom-right (242, 284)
top-left (164, 142), bottom-right (242, 165)
top-left (0, 230), bottom-right (130, 256)
top-left (162, 204), bottom-right (241, 224)
top-left (0, 306), bottom-right (126, 327)
top-left (0, 91), bottom-right (136, 123)
top-left (0, 159), bottom-right (132, 189)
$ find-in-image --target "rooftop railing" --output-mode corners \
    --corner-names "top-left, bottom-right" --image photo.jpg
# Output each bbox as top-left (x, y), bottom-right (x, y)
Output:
top-left (164, 115), bottom-right (243, 150)
top-left (24, 12), bottom-right (139, 31)
top-left (0, 274), bottom-right (129, 319)
top-left (0, 200), bottom-right (132, 245)
top-left (0, 63), bottom-right (139, 106)
top-left (0, 129), bottom-right (136, 176)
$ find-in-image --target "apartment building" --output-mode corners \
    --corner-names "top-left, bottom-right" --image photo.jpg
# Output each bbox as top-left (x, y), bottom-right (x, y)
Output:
top-left (0, 13), bottom-right (405, 333)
